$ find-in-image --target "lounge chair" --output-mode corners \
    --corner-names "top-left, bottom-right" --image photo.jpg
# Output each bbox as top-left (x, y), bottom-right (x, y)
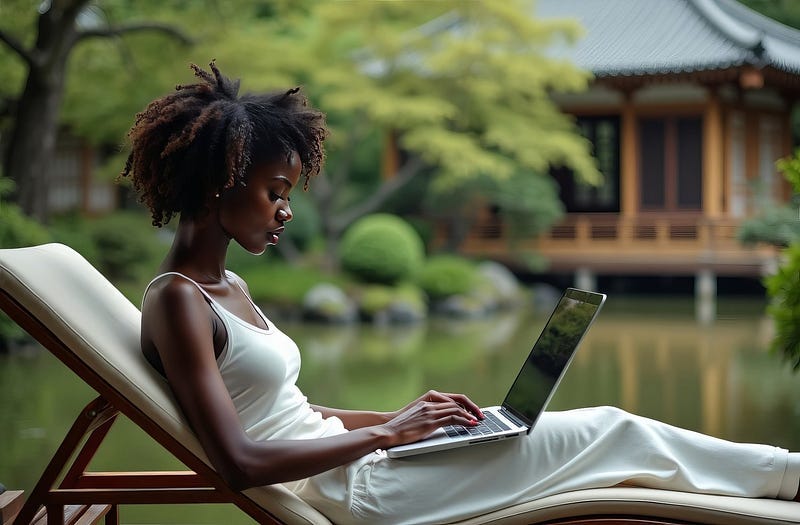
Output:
top-left (0, 243), bottom-right (797, 525)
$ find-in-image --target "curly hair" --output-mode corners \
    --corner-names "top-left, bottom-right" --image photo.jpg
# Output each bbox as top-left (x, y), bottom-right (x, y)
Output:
top-left (120, 61), bottom-right (328, 227)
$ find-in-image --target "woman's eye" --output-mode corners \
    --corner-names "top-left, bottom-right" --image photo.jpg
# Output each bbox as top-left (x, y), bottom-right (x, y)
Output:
top-left (270, 192), bottom-right (291, 202)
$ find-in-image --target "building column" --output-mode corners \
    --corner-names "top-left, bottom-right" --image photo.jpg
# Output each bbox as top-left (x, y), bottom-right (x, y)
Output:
top-left (695, 269), bottom-right (716, 324)
top-left (575, 267), bottom-right (597, 292)
top-left (620, 91), bottom-right (638, 218)
top-left (703, 88), bottom-right (724, 218)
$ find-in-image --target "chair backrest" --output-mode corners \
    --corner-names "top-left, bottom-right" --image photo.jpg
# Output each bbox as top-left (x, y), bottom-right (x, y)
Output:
top-left (0, 243), bottom-right (330, 525)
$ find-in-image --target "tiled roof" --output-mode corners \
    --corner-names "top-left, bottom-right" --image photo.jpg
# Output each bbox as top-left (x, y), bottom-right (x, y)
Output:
top-left (535, 0), bottom-right (800, 76)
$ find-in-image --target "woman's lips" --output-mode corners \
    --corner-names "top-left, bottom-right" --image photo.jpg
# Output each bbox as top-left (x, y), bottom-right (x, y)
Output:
top-left (268, 227), bottom-right (285, 245)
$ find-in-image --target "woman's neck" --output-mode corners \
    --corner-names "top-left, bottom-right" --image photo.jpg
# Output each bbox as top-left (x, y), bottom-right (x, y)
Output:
top-left (159, 215), bottom-right (231, 283)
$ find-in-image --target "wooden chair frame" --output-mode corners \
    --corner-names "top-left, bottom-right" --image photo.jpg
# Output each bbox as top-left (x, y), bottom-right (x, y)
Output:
top-left (0, 288), bottom-right (281, 525)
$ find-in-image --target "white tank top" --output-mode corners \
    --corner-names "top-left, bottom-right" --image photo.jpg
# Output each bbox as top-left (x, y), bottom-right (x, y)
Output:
top-left (144, 272), bottom-right (347, 442)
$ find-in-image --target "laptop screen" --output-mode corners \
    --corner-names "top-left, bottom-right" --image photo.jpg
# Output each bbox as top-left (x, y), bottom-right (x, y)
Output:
top-left (502, 288), bottom-right (606, 426)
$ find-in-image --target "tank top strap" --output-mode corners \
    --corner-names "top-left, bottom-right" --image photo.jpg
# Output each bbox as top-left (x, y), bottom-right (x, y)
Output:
top-left (142, 271), bottom-right (217, 308)
top-left (224, 269), bottom-right (272, 331)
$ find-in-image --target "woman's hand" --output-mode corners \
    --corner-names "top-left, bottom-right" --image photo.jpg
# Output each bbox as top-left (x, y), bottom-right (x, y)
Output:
top-left (380, 390), bottom-right (485, 447)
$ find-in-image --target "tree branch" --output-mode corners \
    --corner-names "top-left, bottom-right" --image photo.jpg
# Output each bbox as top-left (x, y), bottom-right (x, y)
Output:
top-left (0, 29), bottom-right (36, 66)
top-left (76, 22), bottom-right (193, 45)
top-left (332, 156), bottom-right (425, 234)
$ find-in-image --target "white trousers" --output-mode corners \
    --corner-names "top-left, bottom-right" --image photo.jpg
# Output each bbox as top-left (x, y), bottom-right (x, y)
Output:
top-left (293, 406), bottom-right (790, 525)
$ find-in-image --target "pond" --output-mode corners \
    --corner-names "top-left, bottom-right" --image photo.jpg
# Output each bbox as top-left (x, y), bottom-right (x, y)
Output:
top-left (1, 295), bottom-right (799, 524)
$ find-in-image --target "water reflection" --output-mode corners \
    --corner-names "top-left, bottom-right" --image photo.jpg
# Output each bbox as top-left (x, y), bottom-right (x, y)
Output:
top-left (0, 296), bottom-right (798, 524)
top-left (284, 297), bottom-right (800, 450)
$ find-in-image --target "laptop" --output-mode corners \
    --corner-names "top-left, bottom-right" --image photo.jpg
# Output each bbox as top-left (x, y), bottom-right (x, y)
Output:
top-left (386, 287), bottom-right (606, 458)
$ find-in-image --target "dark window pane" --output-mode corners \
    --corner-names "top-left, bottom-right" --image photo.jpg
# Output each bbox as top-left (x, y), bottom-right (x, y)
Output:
top-left (551, 116), bottom-right (620, 213)
top-left (640, 118), bottom-right (665, 209)
top-left (677, 117), bottom-right (703, 209)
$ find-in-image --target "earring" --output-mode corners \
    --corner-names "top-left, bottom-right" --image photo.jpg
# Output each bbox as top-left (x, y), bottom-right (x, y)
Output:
top-left (214, 192), bottom-right (220, 198)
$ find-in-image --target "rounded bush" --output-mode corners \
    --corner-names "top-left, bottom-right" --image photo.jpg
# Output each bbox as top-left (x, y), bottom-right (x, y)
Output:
top-left (418, 255), bottom-right (477, 300)
top-left (339, 214), bottom-right (424, 285)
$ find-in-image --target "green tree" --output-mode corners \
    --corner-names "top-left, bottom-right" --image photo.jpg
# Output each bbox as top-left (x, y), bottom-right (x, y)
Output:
top-left (0, 0), bottom-right (191, 220)
top-left (739, 0), bottom-right (800, 30)
top-left (1, 1), bottom-right (595, 268)
top-left (763, 148), bottom-right (800, 370)
top-left (294, 1), bottom-right (597, 264)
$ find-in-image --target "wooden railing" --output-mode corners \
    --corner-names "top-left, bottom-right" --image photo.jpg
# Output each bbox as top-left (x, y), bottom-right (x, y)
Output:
top-left (537, 214), bottom-right (742, 251)
top-left (450, 214), bottom-right (777, 274)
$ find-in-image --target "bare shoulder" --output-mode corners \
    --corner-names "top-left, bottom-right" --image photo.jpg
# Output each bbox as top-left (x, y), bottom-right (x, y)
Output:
top-left (142, 274), bottom-right (213, 348)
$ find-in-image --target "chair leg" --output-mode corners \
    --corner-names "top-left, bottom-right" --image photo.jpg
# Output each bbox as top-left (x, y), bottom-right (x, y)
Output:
top-left (13, 398), bottom-right (116, 525)
top-left (44, 505), bottom-right (63, 525)
top-left (103, 506), bottom-right (117, 525)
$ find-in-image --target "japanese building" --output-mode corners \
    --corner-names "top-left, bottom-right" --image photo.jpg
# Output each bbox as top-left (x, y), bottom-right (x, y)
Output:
top-left (450, 0), bottom-right (800, 292)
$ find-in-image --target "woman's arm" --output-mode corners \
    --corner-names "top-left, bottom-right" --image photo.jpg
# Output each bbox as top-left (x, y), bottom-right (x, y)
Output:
top-left (309, 405), bottom-right (393, 429)
top-left (311, 390), bottom-right (485, 430)
top-left (144, 279), bottom-right (480, 490)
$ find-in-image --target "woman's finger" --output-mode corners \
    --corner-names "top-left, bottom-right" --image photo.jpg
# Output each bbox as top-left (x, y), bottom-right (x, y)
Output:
top-left (436, 392), bottom-right (485, 420)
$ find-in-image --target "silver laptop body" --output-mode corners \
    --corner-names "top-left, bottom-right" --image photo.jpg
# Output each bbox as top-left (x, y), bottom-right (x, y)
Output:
top-left (387, 288), bottom-right (606, 458)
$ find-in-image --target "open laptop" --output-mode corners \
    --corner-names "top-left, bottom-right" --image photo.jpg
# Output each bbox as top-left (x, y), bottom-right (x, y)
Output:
top-left (387, 287), bottom-right (606, 458)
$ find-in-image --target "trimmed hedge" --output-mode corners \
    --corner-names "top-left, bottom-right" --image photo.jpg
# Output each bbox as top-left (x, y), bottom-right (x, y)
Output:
top-left (418, 255), bottom-right (477, 300)
top-left (339, 214), bottom-right (424, 285)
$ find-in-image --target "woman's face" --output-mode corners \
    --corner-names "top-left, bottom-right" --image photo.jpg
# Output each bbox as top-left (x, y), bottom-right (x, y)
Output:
top-left (218, 151), bottom-right (302, 255)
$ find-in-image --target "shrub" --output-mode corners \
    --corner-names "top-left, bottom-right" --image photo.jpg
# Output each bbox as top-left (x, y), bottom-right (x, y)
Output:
top-left (51, 211), bottom-right (166, 284)
top-left (0, 202), bottom-right (51, 349)
top-left (359, 285), bottom-right (395, 316)
top-left (358, 283), bottom-right (427, 323)
top-left (763, 148), bottom-right (800, 370)
top-left (765, 242), bottom-right (800, 370)
top-left (240, 262), bottom-right (351, 307)
top-left (0, 204), bottom-right (50, 249)
top-left (339, 214), bottom-right (424, 285)
top-left (737, 205), bottom-right (800, 247)
top-left (418, 255), bottom-right (477, 300)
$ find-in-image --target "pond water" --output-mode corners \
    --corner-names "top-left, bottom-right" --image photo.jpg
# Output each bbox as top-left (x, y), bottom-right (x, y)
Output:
top-left (1, 295), bottom-right (799, 524)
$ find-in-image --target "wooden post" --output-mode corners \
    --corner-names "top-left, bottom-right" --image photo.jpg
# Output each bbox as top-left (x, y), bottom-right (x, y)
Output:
top-left (381, 129), bottom-right (399, 180)
top-left (620, 91), bottom-right (639, 218)
top-left (703, 88), bottom-right (724, 218)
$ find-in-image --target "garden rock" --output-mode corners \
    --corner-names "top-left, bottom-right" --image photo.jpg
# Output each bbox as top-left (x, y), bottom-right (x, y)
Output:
top-left (433, 294), bottom-right (486, 319)
top-left (302, 284), bottom-right (358, 324)
top-left (476, 261), bottom-right (525, 310)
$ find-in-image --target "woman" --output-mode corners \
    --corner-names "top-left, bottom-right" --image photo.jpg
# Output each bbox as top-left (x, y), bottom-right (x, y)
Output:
top-left (122, 62), bottom-right (800, 524)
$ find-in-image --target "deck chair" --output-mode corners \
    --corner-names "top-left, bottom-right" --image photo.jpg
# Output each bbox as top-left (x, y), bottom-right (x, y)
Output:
top-left (1, 243), bottom-right (798, 525)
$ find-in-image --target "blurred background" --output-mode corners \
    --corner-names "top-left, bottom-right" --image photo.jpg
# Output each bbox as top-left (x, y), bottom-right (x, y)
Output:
top-left (2, 1), bottom-right (800, 523)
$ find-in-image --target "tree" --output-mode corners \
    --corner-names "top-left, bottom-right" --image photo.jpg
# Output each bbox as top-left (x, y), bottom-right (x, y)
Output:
top-left (0, 0), bottom-right (190, 220)
top-left (0, 1), bottom-right (597, 269)
top-left (763, 148), bottom-right (800, 370)
top-left (291, 1), bottom-right (598, 265)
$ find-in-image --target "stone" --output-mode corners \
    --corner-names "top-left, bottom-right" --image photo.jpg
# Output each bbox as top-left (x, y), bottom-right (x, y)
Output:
top-left (302, 283), bottom-right (358, 324)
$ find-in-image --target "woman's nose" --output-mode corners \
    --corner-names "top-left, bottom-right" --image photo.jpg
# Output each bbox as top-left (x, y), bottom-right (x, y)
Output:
top-left (277, 205), bottom-right (292, 222)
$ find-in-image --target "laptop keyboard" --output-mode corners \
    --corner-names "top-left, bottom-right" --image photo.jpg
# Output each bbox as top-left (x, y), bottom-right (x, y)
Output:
top-left (443, 411), bottom-right (511, 438)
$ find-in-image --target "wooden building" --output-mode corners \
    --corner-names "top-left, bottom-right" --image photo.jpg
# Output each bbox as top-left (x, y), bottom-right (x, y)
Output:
top-left (448, 0), bottom-right (800, 291)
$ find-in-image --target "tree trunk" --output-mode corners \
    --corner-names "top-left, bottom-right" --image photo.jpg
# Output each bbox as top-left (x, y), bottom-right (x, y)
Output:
top-left (1, 2), bottom-right (191, 221)
top-left (6, 66), bottom-right (66, 221)
top-left (3, 1), bottom-right (83, 221)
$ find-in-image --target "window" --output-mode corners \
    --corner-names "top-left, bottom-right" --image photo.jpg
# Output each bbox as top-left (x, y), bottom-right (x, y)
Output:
top-left (639, 116), bottom-right (702, 211)
top-left (552, 116), bottom-right (620, 213)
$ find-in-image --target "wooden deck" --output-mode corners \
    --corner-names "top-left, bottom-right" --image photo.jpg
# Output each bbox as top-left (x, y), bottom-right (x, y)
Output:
top-left (451, 214), bottom-right (779, 277)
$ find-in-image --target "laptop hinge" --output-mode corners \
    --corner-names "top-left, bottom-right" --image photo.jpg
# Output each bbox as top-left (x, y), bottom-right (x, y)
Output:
top-left (499, 406), bottom-right (528, 428)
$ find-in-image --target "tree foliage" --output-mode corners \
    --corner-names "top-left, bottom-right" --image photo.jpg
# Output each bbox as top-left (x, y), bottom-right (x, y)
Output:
top-left (763, 148), bottom-right (800, 370)
top-left (1, 0), bottom-right (595, 262)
